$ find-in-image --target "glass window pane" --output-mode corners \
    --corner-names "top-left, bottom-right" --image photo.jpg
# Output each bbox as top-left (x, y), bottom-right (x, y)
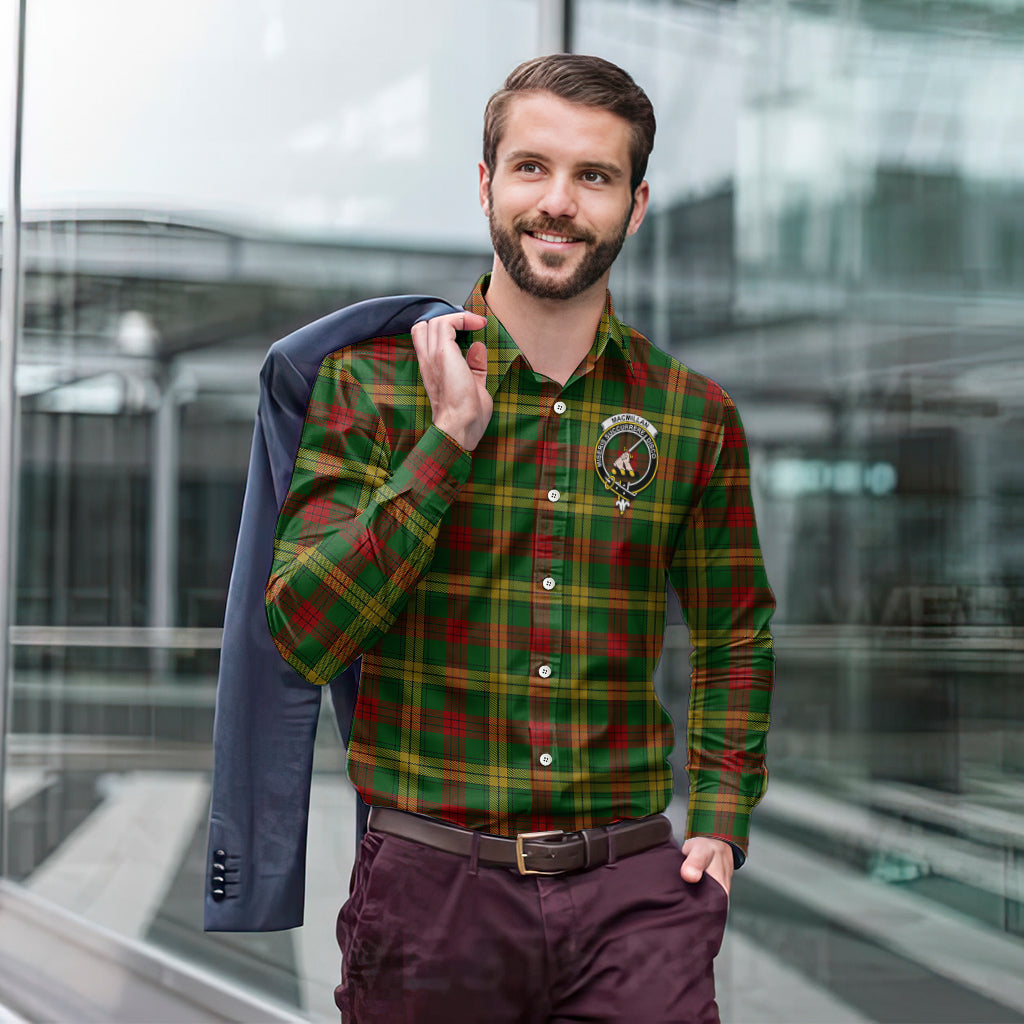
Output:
top-left (10, 2), bottom-right (539, 1019)
top-left (22, 0), bottom-right (539, 246)
top-left (575, 1), bottom-right (1024, 1021)
top-left (0, 1), bottom-right (12, 215)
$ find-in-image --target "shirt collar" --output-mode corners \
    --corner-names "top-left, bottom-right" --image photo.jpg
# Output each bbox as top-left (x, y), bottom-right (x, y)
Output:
top-left (462, 273), bottom-right (635, 393)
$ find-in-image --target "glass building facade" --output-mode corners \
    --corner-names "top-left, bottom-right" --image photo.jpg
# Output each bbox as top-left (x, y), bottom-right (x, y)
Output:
top-left (1, 1), bottom-right (1023, 1020)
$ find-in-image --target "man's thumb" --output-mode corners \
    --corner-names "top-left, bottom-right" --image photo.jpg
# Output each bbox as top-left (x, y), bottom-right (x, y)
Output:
top-left (467, 340), bottom-right (488, 376)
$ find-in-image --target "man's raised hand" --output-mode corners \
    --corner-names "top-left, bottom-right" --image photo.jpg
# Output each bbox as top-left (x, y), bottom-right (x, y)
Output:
top-left (411, 311), bottom-right (491, 452)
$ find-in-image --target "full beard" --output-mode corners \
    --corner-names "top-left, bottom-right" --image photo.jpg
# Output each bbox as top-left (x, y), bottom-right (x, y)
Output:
top-left (488, 194), bottom-right (631, 301)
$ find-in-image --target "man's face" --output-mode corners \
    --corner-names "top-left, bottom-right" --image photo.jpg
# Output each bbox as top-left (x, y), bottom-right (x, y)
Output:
top-left (480, 92), bottom-right (649, 301)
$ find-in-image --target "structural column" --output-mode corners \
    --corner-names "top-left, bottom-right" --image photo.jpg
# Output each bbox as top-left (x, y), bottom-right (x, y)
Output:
top-left (0, 0), bottom-right (27, 877)
top-left (537, 0), bottom-right (572, 53)
top-left (149, 364), bottom-right (180, 653)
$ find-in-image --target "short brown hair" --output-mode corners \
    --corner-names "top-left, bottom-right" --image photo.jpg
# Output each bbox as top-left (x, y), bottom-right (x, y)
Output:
top-left (483, 54), bottom-right (656, 193)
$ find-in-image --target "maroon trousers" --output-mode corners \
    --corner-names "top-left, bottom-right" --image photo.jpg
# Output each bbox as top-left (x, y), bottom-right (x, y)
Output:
top-left (335, 824), bottom-right (729, 1023)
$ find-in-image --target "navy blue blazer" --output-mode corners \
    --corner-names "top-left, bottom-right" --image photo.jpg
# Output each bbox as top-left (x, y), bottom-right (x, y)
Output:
top-left (204, 294), bottom-right (459, 932)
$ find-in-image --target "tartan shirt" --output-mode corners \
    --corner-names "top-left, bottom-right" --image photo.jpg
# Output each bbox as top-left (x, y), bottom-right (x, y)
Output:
top-left (266, 274), bottom-right (775, 860)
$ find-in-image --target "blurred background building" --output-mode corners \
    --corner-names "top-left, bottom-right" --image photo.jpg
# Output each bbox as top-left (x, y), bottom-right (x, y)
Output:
top-left (0, 0), bottom-right (1023, 1021)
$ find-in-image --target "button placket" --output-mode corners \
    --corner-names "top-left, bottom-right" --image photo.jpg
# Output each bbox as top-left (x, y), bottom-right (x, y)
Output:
top-left (529, 381), bottom-right (576, 796)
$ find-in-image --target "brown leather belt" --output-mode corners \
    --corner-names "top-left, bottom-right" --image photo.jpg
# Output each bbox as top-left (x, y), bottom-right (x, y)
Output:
top-left (368, 806), bottom-right (673, 875)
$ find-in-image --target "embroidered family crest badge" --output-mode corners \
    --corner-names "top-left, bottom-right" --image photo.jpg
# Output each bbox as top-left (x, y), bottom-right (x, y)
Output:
top-left (594, 413), bottom-right (659, 514)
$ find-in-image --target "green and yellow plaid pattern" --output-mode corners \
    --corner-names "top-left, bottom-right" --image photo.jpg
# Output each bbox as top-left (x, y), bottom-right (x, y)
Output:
top-left (266, 275), bottom-right (775, 855)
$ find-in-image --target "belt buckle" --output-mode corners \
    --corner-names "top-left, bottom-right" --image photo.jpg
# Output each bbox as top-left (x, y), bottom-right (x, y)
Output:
top-left (515, 830), bottom-right (566, 875)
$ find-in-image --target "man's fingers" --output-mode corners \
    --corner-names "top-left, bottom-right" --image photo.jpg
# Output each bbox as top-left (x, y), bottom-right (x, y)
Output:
top-left (432, 310), bottom-right (486, 348)
top-left (412, 312), bottom-right (487, 363)
top-left (410, 318), bottom-right (429, 354)
top-left (458, 311), bottom-right (488, 331)
top-left (414, 310), bottom-right (487, 337)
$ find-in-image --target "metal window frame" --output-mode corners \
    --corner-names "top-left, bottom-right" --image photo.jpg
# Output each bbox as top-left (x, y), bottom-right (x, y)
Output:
top-left (0, 0), bottom-right (27, 881)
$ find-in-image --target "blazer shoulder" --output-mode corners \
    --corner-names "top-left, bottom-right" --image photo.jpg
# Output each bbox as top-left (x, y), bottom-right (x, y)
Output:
top-left (266, 294), bottom-right (460, 374)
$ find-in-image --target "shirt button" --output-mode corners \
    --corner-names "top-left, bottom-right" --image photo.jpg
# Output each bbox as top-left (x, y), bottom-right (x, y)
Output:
top-left (539, 753), bottom-right (553, 767)
top-left (542, 577), bottom-right (556, 591)
top-left (547, 489), bottom-right (560, 503)
top-left (538, 664), bottom-right (552, 678)
top-left (553, 401), bottom-right (567, 415)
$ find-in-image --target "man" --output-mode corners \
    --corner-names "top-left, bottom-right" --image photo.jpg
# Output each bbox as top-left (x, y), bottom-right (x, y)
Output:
top-left (265, 54), bottom-right (775, 1023)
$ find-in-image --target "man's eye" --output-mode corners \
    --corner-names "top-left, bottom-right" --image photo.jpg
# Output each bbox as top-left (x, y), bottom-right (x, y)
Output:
top-left (518, 162), bottom-right (540, 174)
top-left (582, 171), bottom-right (607, 184)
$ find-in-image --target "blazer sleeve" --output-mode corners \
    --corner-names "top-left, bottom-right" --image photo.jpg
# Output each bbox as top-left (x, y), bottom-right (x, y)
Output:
top-left (204, 296), bottom-right (458, 932)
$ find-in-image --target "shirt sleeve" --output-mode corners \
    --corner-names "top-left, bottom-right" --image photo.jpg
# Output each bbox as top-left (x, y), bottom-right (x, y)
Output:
top-left (668, 388), bottom-right (775, 862)
top-left (265, 357), bottom-right (472, 685)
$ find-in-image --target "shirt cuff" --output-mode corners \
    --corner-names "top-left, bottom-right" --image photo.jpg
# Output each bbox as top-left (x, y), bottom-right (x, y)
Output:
top-left (386, 423), bottom-right (473, 521)
top-left (687, 834), bottom-right (746, 870)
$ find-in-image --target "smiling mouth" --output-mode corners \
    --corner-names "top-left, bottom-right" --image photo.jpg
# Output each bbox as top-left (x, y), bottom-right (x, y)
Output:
top-left (527, 230), bottom-right (581, 244)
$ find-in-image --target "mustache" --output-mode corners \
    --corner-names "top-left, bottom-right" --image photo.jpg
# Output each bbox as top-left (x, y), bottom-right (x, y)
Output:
top-left (513, 216), bottom-right (595, 245)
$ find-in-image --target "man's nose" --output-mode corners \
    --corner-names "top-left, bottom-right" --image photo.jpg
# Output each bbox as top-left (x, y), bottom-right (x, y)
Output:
top-left (536, 175), bottom-right (578, 220)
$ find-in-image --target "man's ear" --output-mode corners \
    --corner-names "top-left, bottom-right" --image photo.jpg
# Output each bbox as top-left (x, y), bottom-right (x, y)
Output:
top-left (479, 161), bottom-right (491, 216)
top-left (626, 180), bottom-right (650, 237)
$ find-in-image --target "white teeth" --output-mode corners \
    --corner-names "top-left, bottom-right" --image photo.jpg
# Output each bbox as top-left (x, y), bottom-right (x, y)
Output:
top-left (533, 232), bottom-right (575, 244)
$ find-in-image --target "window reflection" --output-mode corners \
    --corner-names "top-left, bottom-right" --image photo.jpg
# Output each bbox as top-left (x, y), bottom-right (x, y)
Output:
top-left (4, 0), bottom-right (1024, 1020)
top-left (7, 2), bottom-right (532, 1018)
top-left (580, 0), bottom-right (1024, 1020)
